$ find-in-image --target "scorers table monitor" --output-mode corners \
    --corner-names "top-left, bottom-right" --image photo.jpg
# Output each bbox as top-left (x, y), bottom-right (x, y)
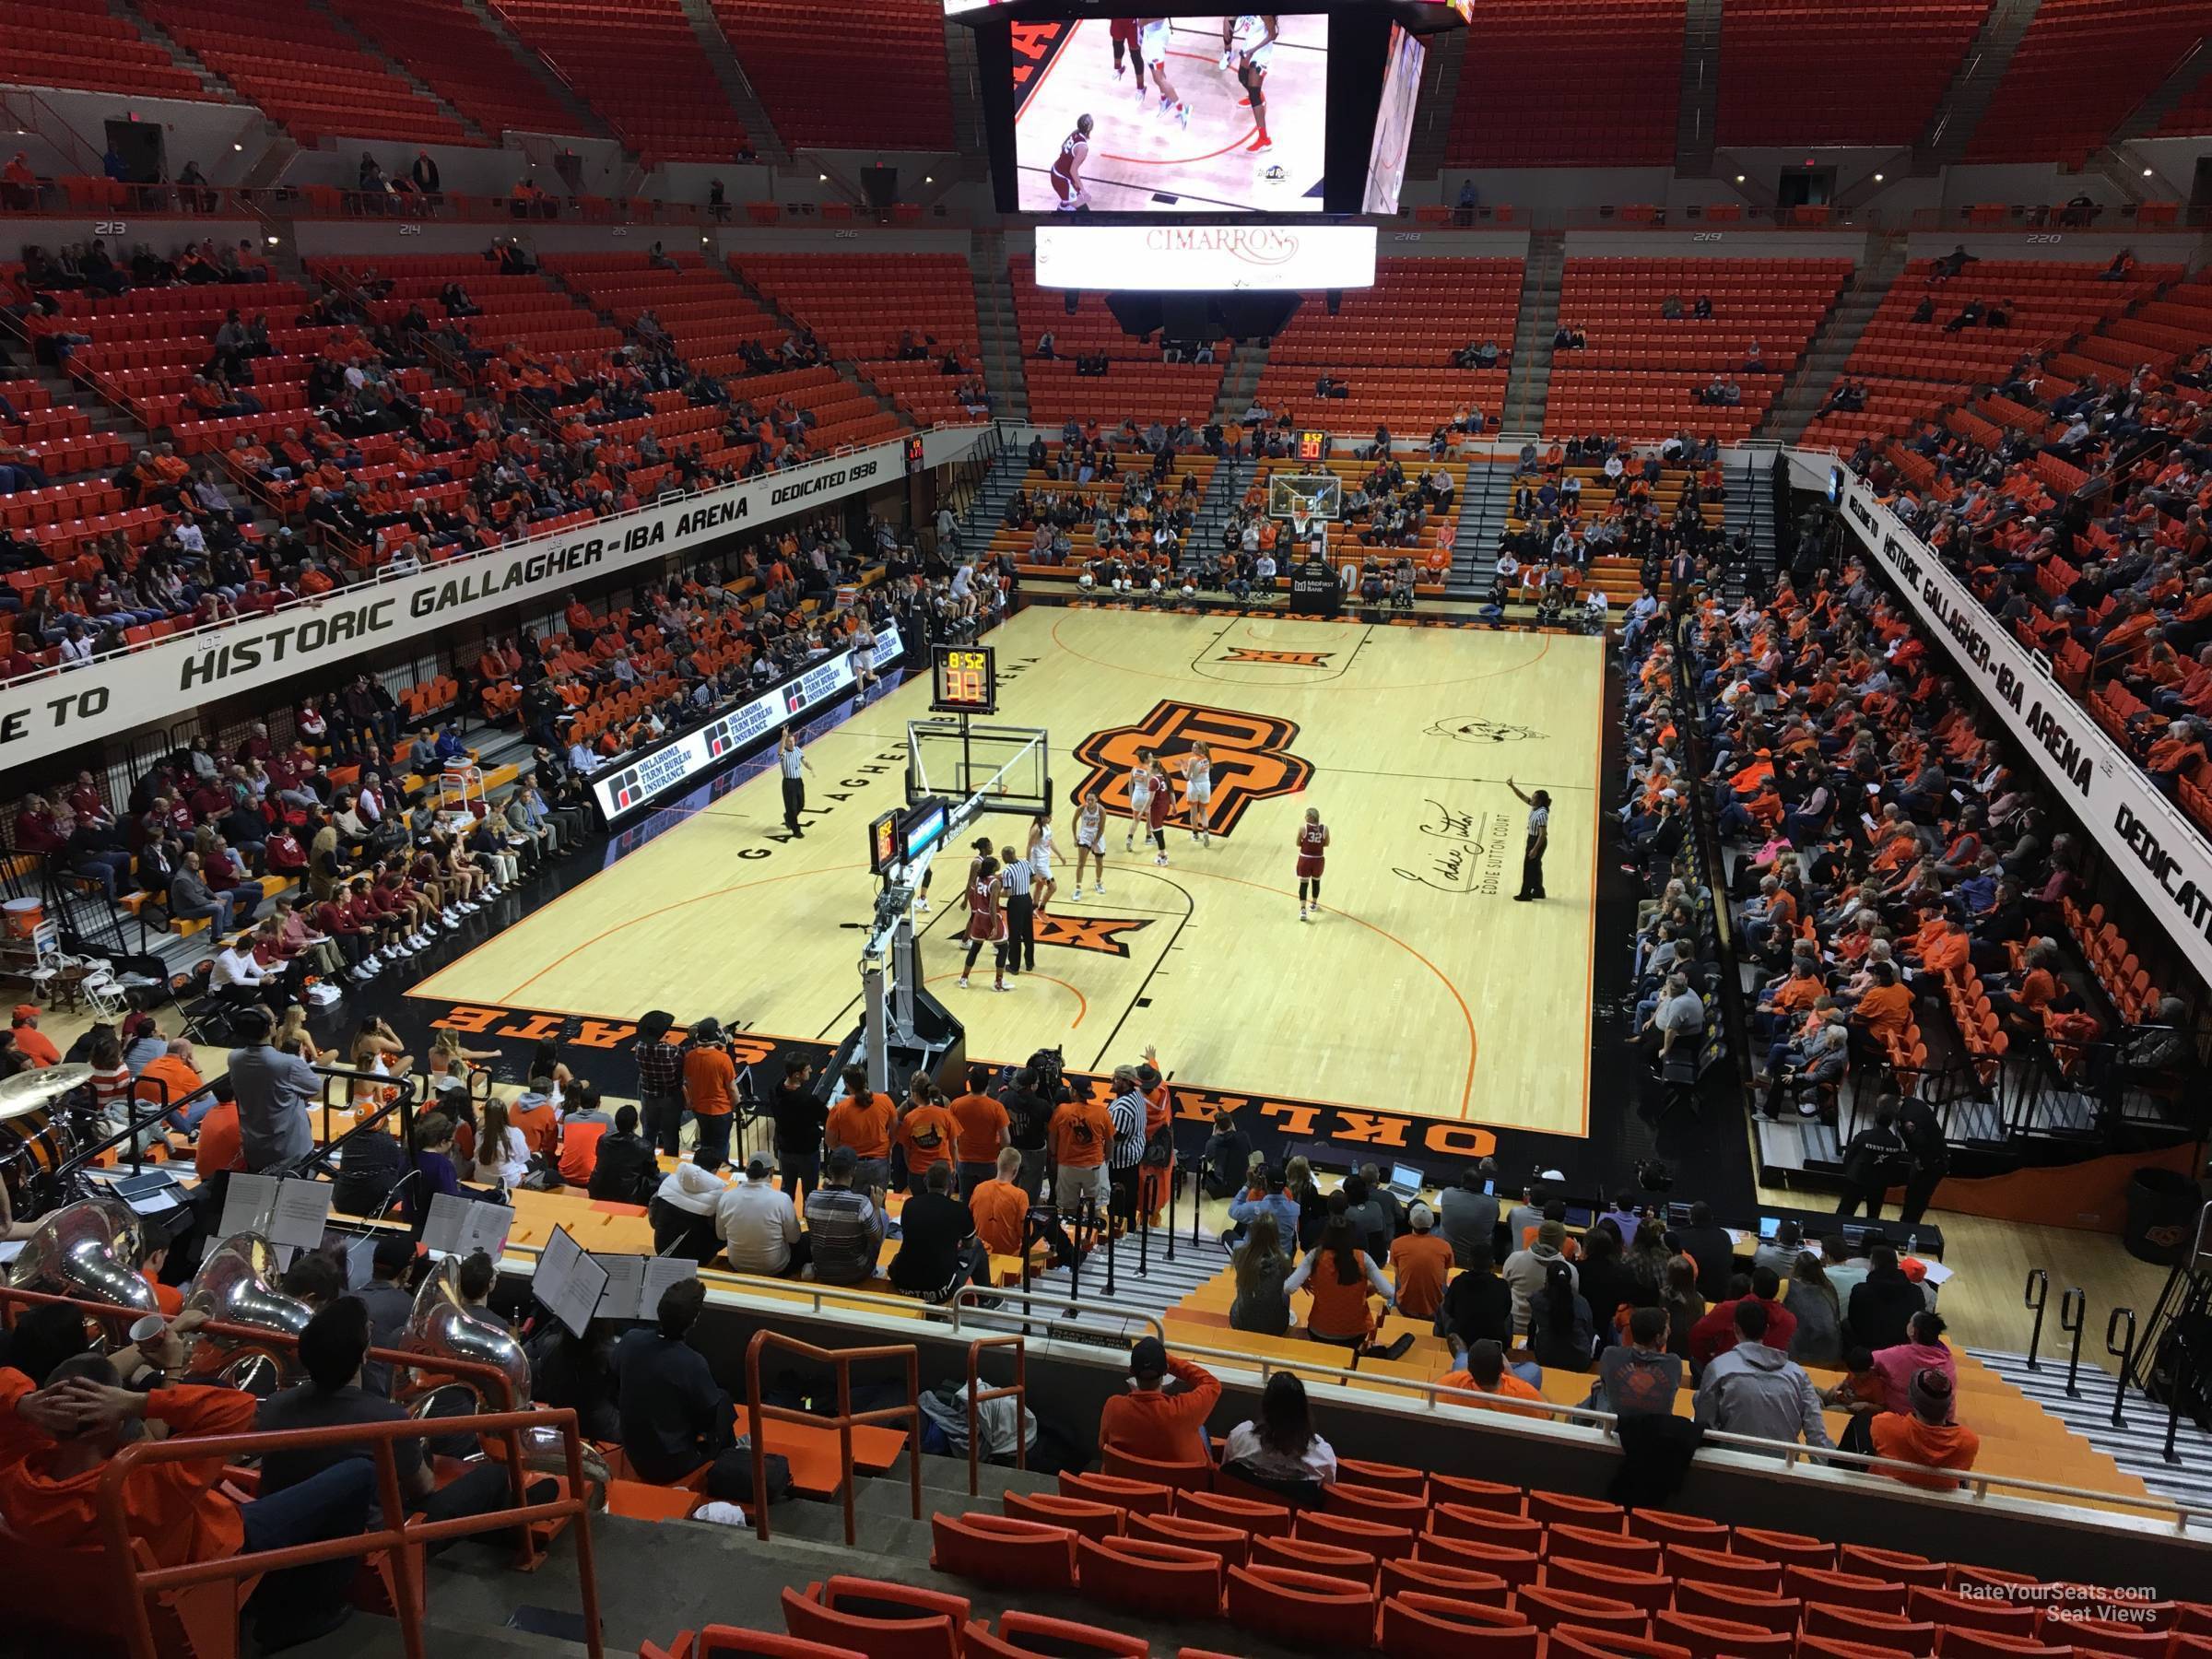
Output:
top-left (932, 644), bottom-right (997, 715)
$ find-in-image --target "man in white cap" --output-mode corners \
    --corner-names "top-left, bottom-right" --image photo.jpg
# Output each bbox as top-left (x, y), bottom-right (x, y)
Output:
top-left (716, 1153), bottom-right (803, 1277)
top-left (648, 1161), bottom-right (728, 1264)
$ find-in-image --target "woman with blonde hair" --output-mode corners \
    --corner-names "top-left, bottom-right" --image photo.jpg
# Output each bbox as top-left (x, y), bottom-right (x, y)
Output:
top-left (276, 1005), bottom-right (321, 1064)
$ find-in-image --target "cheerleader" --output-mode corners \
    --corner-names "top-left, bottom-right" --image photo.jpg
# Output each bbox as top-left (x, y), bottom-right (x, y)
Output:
top-left (1182, 741), bottom-right (1214, 845)
top-left (1026, 817), bottom-right (1057, 913)
top-left (851, 628), bottom-right (879, 698)
top-left (959, 853), bottom-right (1010, 992)
top-left (1072, 791), bottom-right (1107, 899)
top-left (1295, 806), bottom-right (1329, 922)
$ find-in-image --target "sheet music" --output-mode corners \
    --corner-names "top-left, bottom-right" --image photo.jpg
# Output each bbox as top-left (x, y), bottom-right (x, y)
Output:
top-left (590, 1253), bottom-right (645, 1322)
top-left (218, 1172), bottom-right (280, 1241)
top-left (639, 1256), bottom-right (699, 1318)
top-left (534, 1226), bottom-right (608, 1339)
top-left (267, 1180), bottom-right (334, 1250)
top-left (423, 1193), bottom-right (512, 1259)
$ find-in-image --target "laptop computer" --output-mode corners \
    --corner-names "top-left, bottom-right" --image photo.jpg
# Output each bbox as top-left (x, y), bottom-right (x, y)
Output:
top-left (1386, 1161), bottom-right (1424, 1202)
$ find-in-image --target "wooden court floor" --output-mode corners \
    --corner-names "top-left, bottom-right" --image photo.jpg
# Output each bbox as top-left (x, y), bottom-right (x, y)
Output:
top-left (409, 608), bottom-right (1606, 1136)
top-left (1015, 16), bottom-right (1327, 214)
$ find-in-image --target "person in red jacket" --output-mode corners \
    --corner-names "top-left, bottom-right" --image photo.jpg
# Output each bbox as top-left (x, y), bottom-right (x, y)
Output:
top-left (1098, 1337), bottom-right (1220, 1467)
top-left (1688, 1264), bottom-right (1799, 1363)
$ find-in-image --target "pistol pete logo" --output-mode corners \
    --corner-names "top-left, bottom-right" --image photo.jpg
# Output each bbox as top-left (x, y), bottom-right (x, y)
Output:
top-left (1218, 647), bottom-right (1334, 667)
top-left (1070, 701), bottom-right (1311, 839)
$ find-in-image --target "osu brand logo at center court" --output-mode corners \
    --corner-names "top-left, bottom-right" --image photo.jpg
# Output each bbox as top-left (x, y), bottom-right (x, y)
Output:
top-left (1218, 647), bottom-right (1334, 667)
top-left (1071, 701), bottom-right (1312, 840)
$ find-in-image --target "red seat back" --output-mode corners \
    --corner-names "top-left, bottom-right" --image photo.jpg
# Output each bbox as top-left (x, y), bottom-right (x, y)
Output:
top-left (1526, 1490), bottom-right (1627, 1532)
top-left (782, 1588), bottom-right (960, 1659)
top-left (1413, 1531), bottom-right (1540, 1588)
top-left (1250, 1532), bottom-right (1380, 1590)
top-left (1005, 1491), bottom-right (1124, 1542)
top-left (1059, 1470), bottom-right (1173, 1516)
top-left (2048, 1618), bottom-right (2175, 1655)
top-left (1544, 1558), bottom-right (1672, 1612)
top-left (994, 1612), bottom-right (1150, 1659)
top-left (1910, 1588), bottom-right (2037, 1637)
top-left (1936, 1635), bottom-right (2073, 1659)
top-left (1380, 1559), bottom-right (1511, 1605)
top-left (1077, 1535), bottom-right (1224, 1621)
top-left (1429, 1475), bottom-right (1524, 1513)
top-left (1297, 1507), bottom-right (1416, 1560)
top-left (1733, 1526), bottom-right (1834, 1569)
top-left (928, 1514), bottom-right (1077, 1594)
top-left (1788, 1566), bottom-right (1910, 1615)
top-left (1627, 1510), bottom-right (1727, 1549)
top-left (1663, 1545), bottom-right (1782, 1593)
top-left (1840, 1545), bottom-right (1947, 1588)
top-left (1325, 1481), bottom-right (1430, 1528)
top-left (1226, 1564), bottom-right (1379, 1651)
top-left (1545, 1629), bottom-right (1689, 1659)
top-left (1800, 1604), bottom-right (1937, 1654)
top-left (1126, 1511), bottom-right (1251, 1567)
top-left (1512, 1585), bottom-right (1647, 1635)
top-left (1380, 1594), bottom-right (1536, 1659)
top-left (1547, 1524), bottom-right (1663, 1573)
top-left (1669, 1582), bottom-right (1801, 1634)
top-left (1176, 1488), bottom-right (1292, 1536)
top-left (1100, 1446), bottom-right (1214, 1492)
top-left (1430, 1503), bottom-right (1543, 1547)
top-left (1335, 1457), bottom-right (1427, 1495)
top-left (1653, 1610), bottom-right (1796, 1658)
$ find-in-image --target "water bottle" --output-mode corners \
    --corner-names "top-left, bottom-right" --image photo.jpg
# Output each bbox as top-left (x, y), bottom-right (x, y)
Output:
top-left (1905, 1230), bottom-right (1918, 1258)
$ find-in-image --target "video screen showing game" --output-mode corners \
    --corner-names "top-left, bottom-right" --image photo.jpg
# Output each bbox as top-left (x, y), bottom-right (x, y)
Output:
top-left (1013, 13), bottom-right (1328, 214)
top-left (1360, 23), bottom-right (1421, 214)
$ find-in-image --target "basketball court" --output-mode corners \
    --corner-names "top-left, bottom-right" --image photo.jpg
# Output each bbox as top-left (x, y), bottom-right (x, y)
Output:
top-left (1015, 16), bottom-right (1328, 214)
top-left (407, 606), bottom-right (1606, 1138)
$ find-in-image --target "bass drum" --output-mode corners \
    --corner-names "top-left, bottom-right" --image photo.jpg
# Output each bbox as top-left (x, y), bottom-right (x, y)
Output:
top-left (0, 1106), bottom-right (82, 1222)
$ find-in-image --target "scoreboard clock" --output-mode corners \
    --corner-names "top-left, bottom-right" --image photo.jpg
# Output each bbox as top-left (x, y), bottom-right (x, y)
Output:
top-left (904, 434), bottom-right (927, 476)
top-left (931, 644), bottom-right (996, 715)
top-left (1297, 429), bottom-right (1327, 462)
top-left (866, 807), bottom-right (901, 876)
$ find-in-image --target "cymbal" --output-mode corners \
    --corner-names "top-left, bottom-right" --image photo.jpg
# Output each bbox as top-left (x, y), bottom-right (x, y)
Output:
top-left (0, 1065), bottom-right (96, 1118)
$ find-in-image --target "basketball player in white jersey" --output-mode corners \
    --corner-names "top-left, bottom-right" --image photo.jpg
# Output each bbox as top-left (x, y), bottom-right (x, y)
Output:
top-left (1071, 790), bottom-right (1107, 900)
top-left (1182, 740), bottom-right (1214, 844)
top-left (1220, 14), bottom-right (1278, 153)
top-left (1125, 748), bottom-right (1158, 853)
top-left (1049, 113), bottom-right (1093, 211)
top-left (1026, 817), bottom-right (1057, 913)
top-left (1138, 18), bottom-right (1191, 127)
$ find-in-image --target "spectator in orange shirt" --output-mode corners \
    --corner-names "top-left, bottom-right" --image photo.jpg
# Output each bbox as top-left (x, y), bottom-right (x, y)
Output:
top-left (194, 1083), bottom-right (245, 1180)
top-left (8, 1005), bottom-right (59, 1068)
top-left (1386, 1203), bottom-right (1453, 1321)
top-left (506, 1076), bottom-right (561, 1159)
top-left (12, 1343), bottom-right (374, 1649)
top-left (1440, 1338), bottom-right (1547, 1418)
top-left (1048, 1090), bottom-right (1113, 1219)
top-left (136, 1220), bottom-right (184, 1316)
top-left (826, 1064), bottom-right (896, 1193)
top-left (1869, 1368), bottom-right (1981, 1491)
top-left (894, 1075), bottom-right (959, 1189)
top-left (1099, 1337), bottom-right (1220, 1467)
top-left (2145, 719), bottom-right (2207, 796)
top-left (681, 1020), bottom-right (738, 1174)
top-left (1850, 961), bottom-right (1914, 1057)
top-left (945, 1065), bottom-right (1010, 1194)
top-left (135, 1037), bottom-right (208, 1133)
top-left (968, 1147), bottom-right (1031, 1259)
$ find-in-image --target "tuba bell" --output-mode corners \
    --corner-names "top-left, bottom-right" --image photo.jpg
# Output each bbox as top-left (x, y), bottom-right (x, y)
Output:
top-left (395, 1259), bottom-right (606, 1509)
top-left (181, 1232), bottom-right (313, 1394)
top-left (7, 1198), bottom-right (160, 1330)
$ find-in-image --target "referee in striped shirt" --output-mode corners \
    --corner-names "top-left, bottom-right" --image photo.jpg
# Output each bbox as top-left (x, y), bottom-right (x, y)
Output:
top-left (999, 841), bottom-right (1035, 974)
top-left (1106, 1065), bottom-right (1147, 1231)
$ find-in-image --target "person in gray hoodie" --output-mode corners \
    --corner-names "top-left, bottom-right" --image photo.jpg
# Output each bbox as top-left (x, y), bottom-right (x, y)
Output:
top-left (1503, 1218), bottom-right (1578, 1334)
top-left (1694, 1300), bottom-right (1833, 1450)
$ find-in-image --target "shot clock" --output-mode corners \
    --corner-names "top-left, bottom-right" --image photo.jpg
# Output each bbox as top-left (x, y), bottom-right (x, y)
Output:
top-left (865, 807), bottom-right (901, 876)
top-left (931, 644), bottom-right (997, 715)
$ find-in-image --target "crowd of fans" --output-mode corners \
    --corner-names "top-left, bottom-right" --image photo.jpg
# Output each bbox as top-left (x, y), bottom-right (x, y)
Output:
top-left (1847, 333), bottom-right (2212, 817)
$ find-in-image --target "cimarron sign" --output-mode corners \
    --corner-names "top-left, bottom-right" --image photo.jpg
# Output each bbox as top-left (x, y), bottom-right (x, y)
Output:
top-left (1, 428), bottom-right (982, 766)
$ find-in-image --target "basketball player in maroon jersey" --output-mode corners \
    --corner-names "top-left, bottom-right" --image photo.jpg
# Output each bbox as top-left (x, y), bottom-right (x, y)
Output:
top-left (1110, 16), bottom-right (1147, 94)
top-left (1294, 806), bottom-right (1329, 922)
top-left (1050, 113), bottom-right (1093, 210)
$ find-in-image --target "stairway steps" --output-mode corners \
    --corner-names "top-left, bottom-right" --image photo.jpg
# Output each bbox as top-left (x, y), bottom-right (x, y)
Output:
top-left (1970, 1347), bottom-right (2212, 1505)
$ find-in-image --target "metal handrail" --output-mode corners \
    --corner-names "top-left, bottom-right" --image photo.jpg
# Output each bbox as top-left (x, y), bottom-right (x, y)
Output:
top-left (947, 1284), bottom-right (1165, 1343)
top-left (963, 1335), bottom-right (1027, 1497)
top-left (743, 1329), bottom-right (921, 1547)
top-left (100, 1407), bottom-right (601, 1659)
